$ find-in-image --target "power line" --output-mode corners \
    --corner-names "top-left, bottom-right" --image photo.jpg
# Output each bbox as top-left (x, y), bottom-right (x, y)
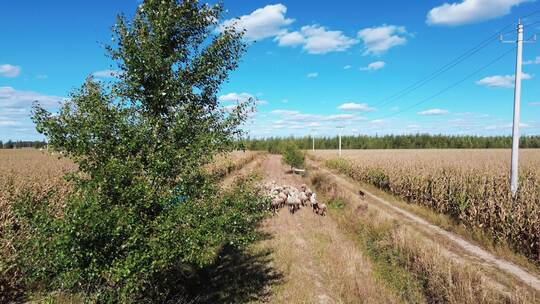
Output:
top-left (373, 47), bottom-right (516, 120)
top-left (521, 8), bottom-right (540, 19)
top-left (524, 19), bottom-right (540, 27)
top-left (375, 37), bottom-right (499, 109)
top-left (370, 24), bottom-right (516, 109)
top-left (362, 9), bottom-right (540, 119)
top-left (369, 9), bottom-right (540, 110)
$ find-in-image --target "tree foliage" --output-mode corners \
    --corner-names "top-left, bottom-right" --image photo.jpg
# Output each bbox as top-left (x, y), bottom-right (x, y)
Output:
top-left (0, 140), bottom-right (47, 149)
top-left (244, 134), bottom-right (540, 150)
top-left (281, 143), bottom-right (305, 169)
top-left (11, 0), bottom-right (267, 301)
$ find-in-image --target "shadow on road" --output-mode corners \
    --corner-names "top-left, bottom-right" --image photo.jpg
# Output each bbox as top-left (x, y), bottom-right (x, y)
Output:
top-left (180, 236), bottom-right (282, 303)
top-left (146, 231), bottom-right (280, 304)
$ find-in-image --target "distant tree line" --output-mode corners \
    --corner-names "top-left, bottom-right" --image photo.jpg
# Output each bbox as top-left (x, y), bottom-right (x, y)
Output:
top-left (242, 134), bottom-right (540, 150)
top-left (0, 140), bottom-right (47, 149)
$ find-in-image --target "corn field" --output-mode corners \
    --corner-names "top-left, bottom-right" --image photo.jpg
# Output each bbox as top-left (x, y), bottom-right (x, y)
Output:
top-left (310, 149), bottom-right (540, 263)
top-left (0, 149), bottom-right (259, 301)
top-left (206, 150), bottom-right (262, 179)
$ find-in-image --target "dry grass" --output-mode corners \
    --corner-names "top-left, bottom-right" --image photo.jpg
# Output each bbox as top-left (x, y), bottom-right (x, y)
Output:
top-left (206, 150), bottom-right (262, 179)
top-left (256, 206), bottom-right (400, 304)
top-left (312, 149), bottom-right (540, 170)
top-left (310, 149), bottom-right (540, 264)
top-left (309, 170), bottom-right (539, 304)
top-left (0, 149), bottom-right (76, 302)
top-left (0, 149), bottom-right (75, 234)
top-left (0, 149), bottom-right (260, 303)
top-left (250, 155), bottom-right (400, 303)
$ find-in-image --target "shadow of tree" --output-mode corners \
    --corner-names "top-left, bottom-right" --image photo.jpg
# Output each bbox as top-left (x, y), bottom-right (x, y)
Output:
top-left (187, 243), bottom-right (283, 303)
top-left (147, 232), bottom-right (282, 304)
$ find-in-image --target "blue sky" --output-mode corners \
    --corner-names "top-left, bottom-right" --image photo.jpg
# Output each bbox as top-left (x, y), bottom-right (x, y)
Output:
top-left (1, 0), bottom-right (540, 141)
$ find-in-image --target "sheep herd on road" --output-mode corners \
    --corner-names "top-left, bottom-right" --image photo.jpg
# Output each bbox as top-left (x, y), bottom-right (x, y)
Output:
top-left (264, 181), bottom-right (327, 216)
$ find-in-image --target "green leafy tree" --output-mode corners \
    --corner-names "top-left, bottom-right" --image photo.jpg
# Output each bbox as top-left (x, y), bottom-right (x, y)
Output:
top-left (13, 0), bottom-right (266, 301)
top-left (282, 143), bottom-right (305, 170)
top-left (4, 140), bottom-right (14, 149)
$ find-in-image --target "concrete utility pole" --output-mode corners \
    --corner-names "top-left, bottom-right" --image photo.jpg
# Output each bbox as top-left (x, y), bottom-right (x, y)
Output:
top-left (501, 19), bottom-right (535, 197)
top-left (511, 20), bottom-right (523, 198)
top-left (311, 129), bottom-right (316, 151)
top-left (337, 126), bottom-right (344, 157)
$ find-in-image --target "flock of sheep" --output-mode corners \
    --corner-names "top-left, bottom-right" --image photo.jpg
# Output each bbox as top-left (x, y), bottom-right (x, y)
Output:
top-left (264, 181), bottom-right (327, 216)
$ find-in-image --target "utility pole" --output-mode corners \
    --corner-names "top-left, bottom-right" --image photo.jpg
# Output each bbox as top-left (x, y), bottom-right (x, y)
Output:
top-left (337, 126), bottom-right (344, 157)
top-left (501, 19), bottom-right (535, 197)
top-left (339, 134), bottom-right (341, 157)
top-left (311, 129), bottom-right (315, 151)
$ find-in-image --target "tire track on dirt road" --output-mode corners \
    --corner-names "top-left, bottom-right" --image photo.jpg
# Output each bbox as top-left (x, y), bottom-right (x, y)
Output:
top-left (249, 155), bottom-right (400, 303)
top-left (308, 158), bottom-right (540, 294)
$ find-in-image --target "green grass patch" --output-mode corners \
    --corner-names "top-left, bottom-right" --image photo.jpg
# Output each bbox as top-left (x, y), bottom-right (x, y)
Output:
top-left (327, 198), bottom-right (346, 210)
top-left (353, 217), bottom-right (427, 304)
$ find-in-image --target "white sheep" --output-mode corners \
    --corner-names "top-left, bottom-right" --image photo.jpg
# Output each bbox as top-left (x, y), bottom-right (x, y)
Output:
top-left (299, 191), bottom-right (309, 206)
top-left (286, 193), bottom-right (301, 214)
top-left (310, 195), bottom-right (318, 212)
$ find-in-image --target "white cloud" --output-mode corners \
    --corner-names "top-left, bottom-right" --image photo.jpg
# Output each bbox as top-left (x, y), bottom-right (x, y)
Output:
top-left (406, 124), bottom-right (421, 129)
top-left (276, 25), bottom-right (357, 54)
top-left (271, 109), bottom-right (364, 122)
top-left (0, 87), bottom-right (66, 139)
top-left (524, 56), bottom-right (540, 65)
top-left (275, 30), bottom-right (305, 46)
top-left (484, 122), bottom-right (531, 130)
top-left (0, 86), bottom-right (65, 108)
top-left (93, 70), bottom-right (121, 78)
top-left (221, 4), bottom-right (294, 41)
top-left (298, 25), bottom-right (357, 54)
top-left (476, 73), bottom-right (532, 88)
top-left (338, 102), bottom-right (375, 112)
top-left (222, 105), bottom-right (238, 113)
top-left (36, 74), bottom-right (48, 80)
top-left (370, 119), bottom-right (386, 125)
top-left (324, 114), bottom-right (358, 121)
top-left (0, 120), bottom-right (19, 126)
top-left (357, 25), bottom-right (408, 55)
top-left (218, 92), bottom-right (268, 105)
top-left (307, 72), bottom-right (319, 78)
top-left (219, 92), bottom-right (253, 102)
top-left (0, 64), bottom-right (21, 78)
top-left (223, 4), bottom-right (356, 55)
top-left (271, 109), bottom-right (300, 116)
top-left (360, 61), bottom-right (386, 71)
top-left (427, 0), bottom-right (532, 26)
top-left (343, 65), bottom-right (352, 70)
top-left (418, 108), bottom-right (450, 116)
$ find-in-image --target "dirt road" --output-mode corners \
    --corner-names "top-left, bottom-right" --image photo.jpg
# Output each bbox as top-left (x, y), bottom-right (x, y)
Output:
top-left (308, 157), bottom-right (540, 295)
top-left (252, 155), bottom-right (399, 304)
top-left (224, 153), bottom-right (540, 302)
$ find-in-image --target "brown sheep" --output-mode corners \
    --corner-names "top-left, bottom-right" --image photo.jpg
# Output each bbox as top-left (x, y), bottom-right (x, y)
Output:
top-left (358, 190), bottom-right (366, 200)
top-left (271, 198), bottom-right (282, 213)
top-left (316, 203), bottom-right (327, 216)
